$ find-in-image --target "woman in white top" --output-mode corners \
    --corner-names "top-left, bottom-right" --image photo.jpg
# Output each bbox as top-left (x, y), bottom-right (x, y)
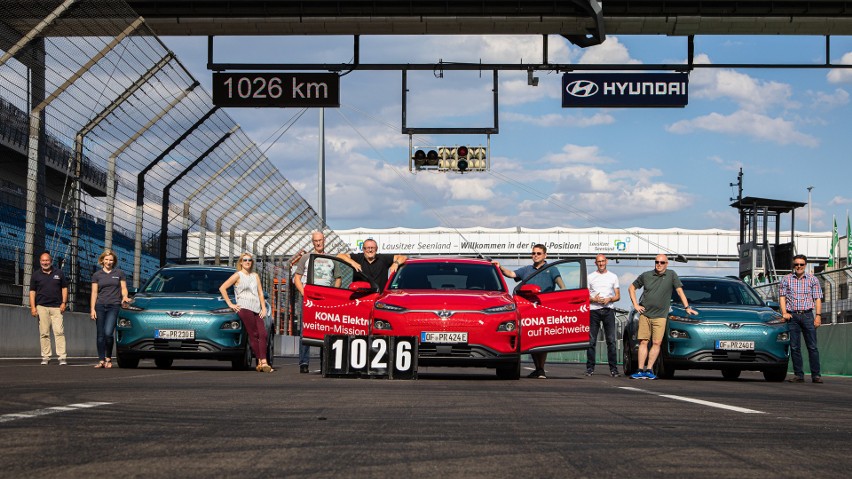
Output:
top-left (219, 252), bottom-right (272, 372)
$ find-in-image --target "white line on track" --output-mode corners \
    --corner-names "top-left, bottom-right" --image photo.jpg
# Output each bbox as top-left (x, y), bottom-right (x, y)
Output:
top-left (619, 386), bottom-right (765, 414)
top-left (0, 402), bottom-right (112, 424)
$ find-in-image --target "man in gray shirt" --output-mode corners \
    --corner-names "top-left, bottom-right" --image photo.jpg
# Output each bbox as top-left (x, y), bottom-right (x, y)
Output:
top-left (627, 254), bottom-right (696, 379)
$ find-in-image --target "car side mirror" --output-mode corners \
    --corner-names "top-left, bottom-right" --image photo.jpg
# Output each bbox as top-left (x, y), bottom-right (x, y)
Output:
top-left (518, 284), bottom-right (542, 295)
top-left (765, 300), bottom-right (780, 311)
top-left (349, 281), bottom-right (374, 293)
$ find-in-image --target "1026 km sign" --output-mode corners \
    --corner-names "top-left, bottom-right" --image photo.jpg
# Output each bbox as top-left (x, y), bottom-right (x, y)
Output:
top-left (323, 335), bottom-right (418, 379)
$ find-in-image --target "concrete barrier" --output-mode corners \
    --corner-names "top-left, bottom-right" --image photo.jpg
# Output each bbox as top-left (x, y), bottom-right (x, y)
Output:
top-left (1, 303), bottom-right (308, 360)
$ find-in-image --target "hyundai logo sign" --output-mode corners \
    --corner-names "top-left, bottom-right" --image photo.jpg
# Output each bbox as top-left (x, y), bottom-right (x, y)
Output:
top-left (562, 73), bottom-right (688, 108)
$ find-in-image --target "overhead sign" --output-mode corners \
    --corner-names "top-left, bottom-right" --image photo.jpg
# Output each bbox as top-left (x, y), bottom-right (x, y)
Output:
top-left (212, 72), bottom-right (339, 107)
top-left (562, 72), bottom-right (688, 108)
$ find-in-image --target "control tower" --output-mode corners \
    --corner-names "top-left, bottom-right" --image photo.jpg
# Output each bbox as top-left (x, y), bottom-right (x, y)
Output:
top-left (731, 196), bottom-right (806, 285)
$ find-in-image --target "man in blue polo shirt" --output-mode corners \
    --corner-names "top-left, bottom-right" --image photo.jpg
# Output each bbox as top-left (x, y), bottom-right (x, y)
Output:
top-left (29, 252), bottom-right (69, 365)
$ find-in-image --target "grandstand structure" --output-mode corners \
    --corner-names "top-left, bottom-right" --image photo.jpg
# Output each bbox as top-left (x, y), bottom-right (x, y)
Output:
top-left (0, 0), bottom-right (347, 313)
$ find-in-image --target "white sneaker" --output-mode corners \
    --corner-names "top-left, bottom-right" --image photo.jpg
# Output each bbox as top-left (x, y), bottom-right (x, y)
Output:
top-left (59, 360), bottom-right (67, 366)
top-left (41, 359), bottom-right (49, 365)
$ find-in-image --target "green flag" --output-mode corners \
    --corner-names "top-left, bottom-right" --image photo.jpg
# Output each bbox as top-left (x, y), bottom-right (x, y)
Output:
top-left (847, 213), bottom-right (851, 267)
top-left (828, 216), bottom-right (838, 267)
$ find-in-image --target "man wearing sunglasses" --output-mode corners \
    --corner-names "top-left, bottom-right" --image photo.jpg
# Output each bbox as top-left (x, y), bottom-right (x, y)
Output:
top-left (779, 254), bottom-right (823, 383)
top-left (494, 244), bottom-right (565, 379)
top-left (628, 254), bottom-right (697, 379)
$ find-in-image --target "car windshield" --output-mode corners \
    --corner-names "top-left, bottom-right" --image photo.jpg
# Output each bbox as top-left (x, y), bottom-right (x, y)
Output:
top-left (141, 269), bottom-right (234, 294)
top-left (676, 279), bottom-right (765, 306)
top-left (388, 262), bottom-right (504, 292)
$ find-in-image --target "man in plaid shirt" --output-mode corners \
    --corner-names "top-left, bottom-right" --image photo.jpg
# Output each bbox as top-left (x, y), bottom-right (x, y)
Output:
top-left (779, 254), bottom-right (823, 383)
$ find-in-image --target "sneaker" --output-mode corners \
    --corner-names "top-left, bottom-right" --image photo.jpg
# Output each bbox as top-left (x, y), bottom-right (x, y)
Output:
top-left (786, 376), bottom-right (805, 383)
top-left (59, 360), bottom-right (67, 366)
top-left (645, 370), bottom-right (658, 380)
top-left (527, 369), bottom-right (542, 379)
top-left (584, 369), bottom-right (594, 377)
top-left (537, 370), bottom-right (547, 379)
top-left (299, 364), bottom-right (309, 374)
top-left (611, 370), bottom-right (621, 378)
top-left (630, 370), bottom-right (645, 379)
top-left (41, 359), bottom-right (49, 365)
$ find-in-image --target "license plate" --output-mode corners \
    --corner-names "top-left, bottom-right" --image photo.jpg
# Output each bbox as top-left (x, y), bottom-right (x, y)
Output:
top-left (421, 332), bottom-right (468, 343)
top-left (155, 329), bottom-right (195, 340)
top-left (716, 340), bottom-right (754, 351)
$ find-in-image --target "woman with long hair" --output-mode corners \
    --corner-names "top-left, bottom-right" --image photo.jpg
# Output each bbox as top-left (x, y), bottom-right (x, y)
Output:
top-left (91, 249), bottom-right (129, 369)
top-left (219, 253), bottom-right (272, 372)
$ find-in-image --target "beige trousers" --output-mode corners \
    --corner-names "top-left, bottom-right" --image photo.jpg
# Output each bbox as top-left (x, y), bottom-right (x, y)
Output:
top-left (36, 305), bottom-right (66, 360)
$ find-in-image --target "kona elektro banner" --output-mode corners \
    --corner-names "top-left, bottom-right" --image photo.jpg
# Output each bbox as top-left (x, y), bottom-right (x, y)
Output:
top-left (562, 72), bottom-right (688, 108)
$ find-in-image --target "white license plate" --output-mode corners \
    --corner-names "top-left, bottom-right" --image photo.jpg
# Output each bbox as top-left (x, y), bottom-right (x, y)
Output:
top-left (421, 332), bottom-right (468, 343)
top-left (155, 329), bottom-right (195, 340)
top-left (716, 340), bottom-right (754, 351)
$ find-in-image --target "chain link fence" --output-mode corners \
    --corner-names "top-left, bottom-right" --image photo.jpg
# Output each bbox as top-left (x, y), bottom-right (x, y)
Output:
top-left (1, 0), bottom-right (347, 330)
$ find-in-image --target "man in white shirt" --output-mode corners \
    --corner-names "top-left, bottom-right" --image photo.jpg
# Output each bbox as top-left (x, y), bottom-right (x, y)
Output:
top-left (586, 254), bottom-right (621, 377)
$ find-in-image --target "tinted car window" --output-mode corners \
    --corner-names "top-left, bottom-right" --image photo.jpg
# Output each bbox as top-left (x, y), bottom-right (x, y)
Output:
top-left (389, 262), bottom-right (504, 292)
top-left (677, 279), bottom-right (764, 306)
top-left (142, 269), bottom-right (234, 294)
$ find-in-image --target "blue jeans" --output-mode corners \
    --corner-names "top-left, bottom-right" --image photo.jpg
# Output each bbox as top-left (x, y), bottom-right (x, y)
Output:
top-left (587, 308), bottom-right (618, 371)
top-left (789, 311), bottom-right (820, 378)
top-left (95, 303), bottom-right (119, 361)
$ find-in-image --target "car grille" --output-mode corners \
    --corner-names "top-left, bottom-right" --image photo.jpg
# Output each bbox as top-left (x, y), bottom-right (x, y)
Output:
top-left (134, 339), bottom-right (223, 353)
top-left (687, 351), bottom-right (779, 363)
top-left (125, 312), bottom-right (216, 330)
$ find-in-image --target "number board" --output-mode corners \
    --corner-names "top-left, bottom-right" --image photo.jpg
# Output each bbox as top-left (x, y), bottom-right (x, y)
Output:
top-left (323, 335), bottom-right (418, 379)
top-left (212, 72), bottom-right (340, 108)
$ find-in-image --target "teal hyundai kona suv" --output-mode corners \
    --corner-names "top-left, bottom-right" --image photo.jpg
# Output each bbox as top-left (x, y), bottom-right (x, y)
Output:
top-left (623, 276), bottom-right (789, 381)
top-left (116, 265), bottom-right (274, 370)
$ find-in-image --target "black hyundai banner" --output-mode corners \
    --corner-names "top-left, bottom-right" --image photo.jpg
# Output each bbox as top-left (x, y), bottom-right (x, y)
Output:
top-left (562, 72), bottom-right (688, 108)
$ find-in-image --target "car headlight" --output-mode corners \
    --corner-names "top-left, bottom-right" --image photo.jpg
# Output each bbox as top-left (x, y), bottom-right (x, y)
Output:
top-left (497, 320), bottom-right (517, 332)
top-left (122, 303), bottom-right (144, 311)
top-left (483, 303), bottom-right (516, 313)
top-left (210, 307), bottom-right (235, 314)
top-left (668, 314), bottom-right (700, 323)
top-left (766, 315), bottom-right (785, 325)
top-left (220, 320), bottom-right (241, 330)
top-left (373, 319), bottom-right (393, 330)
top-left (375, 301), bottom-right (406, 312)
top-left (669, 329), bottom-right (690, 339)
top-left (117, 318), bottom-right (132, 328)
top-left (776, 331), bottom-right (790, 341)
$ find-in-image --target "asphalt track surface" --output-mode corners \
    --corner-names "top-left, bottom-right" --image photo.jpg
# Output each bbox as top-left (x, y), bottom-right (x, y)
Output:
top-left (1, 358), bottom-right (850, 479)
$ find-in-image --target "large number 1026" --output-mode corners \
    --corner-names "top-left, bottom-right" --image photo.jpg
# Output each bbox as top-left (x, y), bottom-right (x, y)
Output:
top-left (331, 337), bottom-right (413, 371)
top-left (222, 76), bottom-right (283, 99)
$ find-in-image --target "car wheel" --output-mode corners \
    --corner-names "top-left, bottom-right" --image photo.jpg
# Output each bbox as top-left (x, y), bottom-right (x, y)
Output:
top-left (116, 354), bottom-right (139, 369)
top-left (763, 366), bottom-right (788, 382)
top-left (721, 368), bottom-right (741, 380)
top-left (232, 344), bottom-right (252, 371)
top-left (154, 357), bottom-right (173, 369)
top-left (622, 332), bottom-right (637, 375)
top-left (496, 359), bottom-right (521, 380)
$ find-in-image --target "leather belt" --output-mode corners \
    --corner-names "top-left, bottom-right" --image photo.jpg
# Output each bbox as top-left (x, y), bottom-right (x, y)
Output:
top-left (790, 309), bottom-right (813, 314)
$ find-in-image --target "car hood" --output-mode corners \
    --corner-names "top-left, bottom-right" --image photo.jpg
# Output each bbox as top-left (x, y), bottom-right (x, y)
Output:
top-left (379, 290), bottom-right (514, 311)
top-left (672, 305), bottom-right (781, 323)
top-left (129, 294), bottom-right (229, 312)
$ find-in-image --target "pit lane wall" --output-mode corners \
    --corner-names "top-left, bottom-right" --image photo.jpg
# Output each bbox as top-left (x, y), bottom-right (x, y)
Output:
top-left (0, 304), bottom-right (303, 360)
top-left (550, 322), bottom-right (852, 376)
top-left (2, 303), bottom-right (848, 375)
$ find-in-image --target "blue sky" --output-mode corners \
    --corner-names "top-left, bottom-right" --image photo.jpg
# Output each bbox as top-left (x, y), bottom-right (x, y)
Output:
top-left (161, 33), bottom-right (852, 235)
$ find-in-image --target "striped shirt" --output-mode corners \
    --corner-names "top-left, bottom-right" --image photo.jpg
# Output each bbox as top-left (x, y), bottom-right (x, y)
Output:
top-left (234, 271), bottom-right (262, 314)
top-left (779, 273), bottom-right (823, 312)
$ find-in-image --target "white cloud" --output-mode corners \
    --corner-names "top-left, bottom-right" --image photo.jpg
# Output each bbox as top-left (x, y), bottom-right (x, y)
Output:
top-left (827, 52), bottom-right (852, 83)
top-left (503, 111), bottom-right (615, 127)
top-left (578, 37), bottom-right (641, 65)
top-left (689, 54), bottom-right (797, 112)
top-left (828, 196), bottom-right (852, 206)
top-left (809, 88), bottom-right (850, 109)
top-left (666, 110), bottom-right (819, 147)
top-left (541, 144), bottom-right (614, 165)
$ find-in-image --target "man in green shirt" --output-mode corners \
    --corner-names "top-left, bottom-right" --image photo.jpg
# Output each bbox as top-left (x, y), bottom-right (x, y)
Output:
top-left (627, 254), bottom-right (697, 379)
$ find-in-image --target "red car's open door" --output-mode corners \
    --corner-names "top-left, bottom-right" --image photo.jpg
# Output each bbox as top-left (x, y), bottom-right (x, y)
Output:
top-left (300, 254), bottom-right (379, 346)
top-left (514, 259), bottom-right (591, 354)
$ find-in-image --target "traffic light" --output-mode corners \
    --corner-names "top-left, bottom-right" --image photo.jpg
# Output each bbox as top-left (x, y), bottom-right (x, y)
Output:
top-left (411, 145), bottom-right (487, 173)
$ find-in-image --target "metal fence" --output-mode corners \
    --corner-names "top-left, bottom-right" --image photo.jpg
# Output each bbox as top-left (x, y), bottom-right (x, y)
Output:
top-left (0, 0), bottom-right (347, 328)
top-left (752, 265), bottom-right (852, 324)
